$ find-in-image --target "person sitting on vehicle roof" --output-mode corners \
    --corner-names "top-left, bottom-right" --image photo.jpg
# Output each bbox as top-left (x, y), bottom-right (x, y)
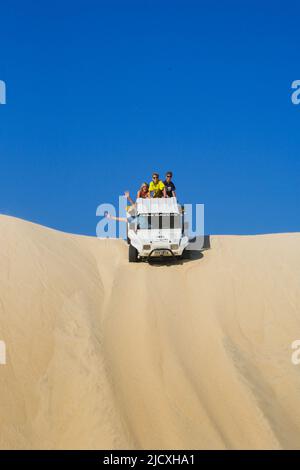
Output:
top-left (137, 182), bottom-right (150, 199)
top-left (149, 173), bottom-right (166, 198)
top-left (163, 171), bottom-right (176, 198)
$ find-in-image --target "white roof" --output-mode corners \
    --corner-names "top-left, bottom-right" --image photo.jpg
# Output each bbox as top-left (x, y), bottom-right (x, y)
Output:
top-left (136, 197), bottom-right (180, 215)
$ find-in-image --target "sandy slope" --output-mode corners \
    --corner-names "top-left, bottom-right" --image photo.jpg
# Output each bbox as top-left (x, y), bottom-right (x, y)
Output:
top-left (0, 215), bottom-right (299, 449)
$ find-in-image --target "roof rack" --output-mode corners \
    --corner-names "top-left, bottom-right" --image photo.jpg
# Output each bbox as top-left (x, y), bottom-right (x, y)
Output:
top-left (136, 197), bottom-right (180, 215)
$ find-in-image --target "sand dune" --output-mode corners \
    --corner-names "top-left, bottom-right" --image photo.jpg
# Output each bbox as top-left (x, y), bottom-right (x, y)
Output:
top-left (0, 215), bottom-right (299, 449)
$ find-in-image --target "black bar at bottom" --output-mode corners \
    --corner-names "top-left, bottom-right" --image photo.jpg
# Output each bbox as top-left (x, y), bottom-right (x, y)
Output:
top-left (0, 450), bottom-right (298, 466)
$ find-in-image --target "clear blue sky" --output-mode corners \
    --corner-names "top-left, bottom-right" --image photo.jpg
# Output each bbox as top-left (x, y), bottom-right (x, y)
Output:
top-left (0, 0), bottom-right (299, 235)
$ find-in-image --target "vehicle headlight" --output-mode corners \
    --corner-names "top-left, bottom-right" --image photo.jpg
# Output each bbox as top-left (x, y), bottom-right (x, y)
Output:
top-left (170, 244), bottom-right (179, 250)
top-left (143, 244), bottom-right (151, 250)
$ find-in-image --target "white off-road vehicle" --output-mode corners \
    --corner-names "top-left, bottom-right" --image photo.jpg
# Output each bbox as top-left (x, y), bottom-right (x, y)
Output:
top-left (127, 197), bottom-right (189, 262)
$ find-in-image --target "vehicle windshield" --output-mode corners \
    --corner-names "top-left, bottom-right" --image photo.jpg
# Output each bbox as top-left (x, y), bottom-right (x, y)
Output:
top-left (137, 214), bottom-right (182, 230)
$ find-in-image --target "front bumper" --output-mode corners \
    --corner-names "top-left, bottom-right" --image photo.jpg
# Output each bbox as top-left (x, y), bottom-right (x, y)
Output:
top-left (147, 248), bottom-right (176, 259)
top-left (131, 237), bottom-right (189, 259)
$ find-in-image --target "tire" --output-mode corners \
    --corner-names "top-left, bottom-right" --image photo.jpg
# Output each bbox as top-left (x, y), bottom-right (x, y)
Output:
top-left (129, 244), bottom-right (138, 262)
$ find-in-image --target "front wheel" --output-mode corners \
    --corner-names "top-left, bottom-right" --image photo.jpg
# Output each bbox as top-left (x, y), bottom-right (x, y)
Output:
top-left (129, 244), bottom-right (138, 262)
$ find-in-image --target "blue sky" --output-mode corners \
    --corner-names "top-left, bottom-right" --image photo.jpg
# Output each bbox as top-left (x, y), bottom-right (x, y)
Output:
top-left (0, 0), bottom-right (299, 235)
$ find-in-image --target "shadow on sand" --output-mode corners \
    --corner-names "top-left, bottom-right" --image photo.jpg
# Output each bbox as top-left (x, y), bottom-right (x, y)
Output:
top-left (147, 235), bottom-right (211, 267)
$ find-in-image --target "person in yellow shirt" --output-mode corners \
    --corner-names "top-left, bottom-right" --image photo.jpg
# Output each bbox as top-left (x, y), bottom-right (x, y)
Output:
top-left (149, 173), bottom-right (166, 198)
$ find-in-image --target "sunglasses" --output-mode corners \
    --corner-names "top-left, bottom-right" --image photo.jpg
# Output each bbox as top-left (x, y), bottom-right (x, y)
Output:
top-left (153, 176), bottom-right (158, 179)
top-left (166, 175), bottom-right (171, 178)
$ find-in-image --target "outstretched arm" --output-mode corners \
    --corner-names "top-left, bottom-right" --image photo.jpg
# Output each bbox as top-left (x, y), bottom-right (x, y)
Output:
top-left (105, 213), bottom-right (127, 223)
